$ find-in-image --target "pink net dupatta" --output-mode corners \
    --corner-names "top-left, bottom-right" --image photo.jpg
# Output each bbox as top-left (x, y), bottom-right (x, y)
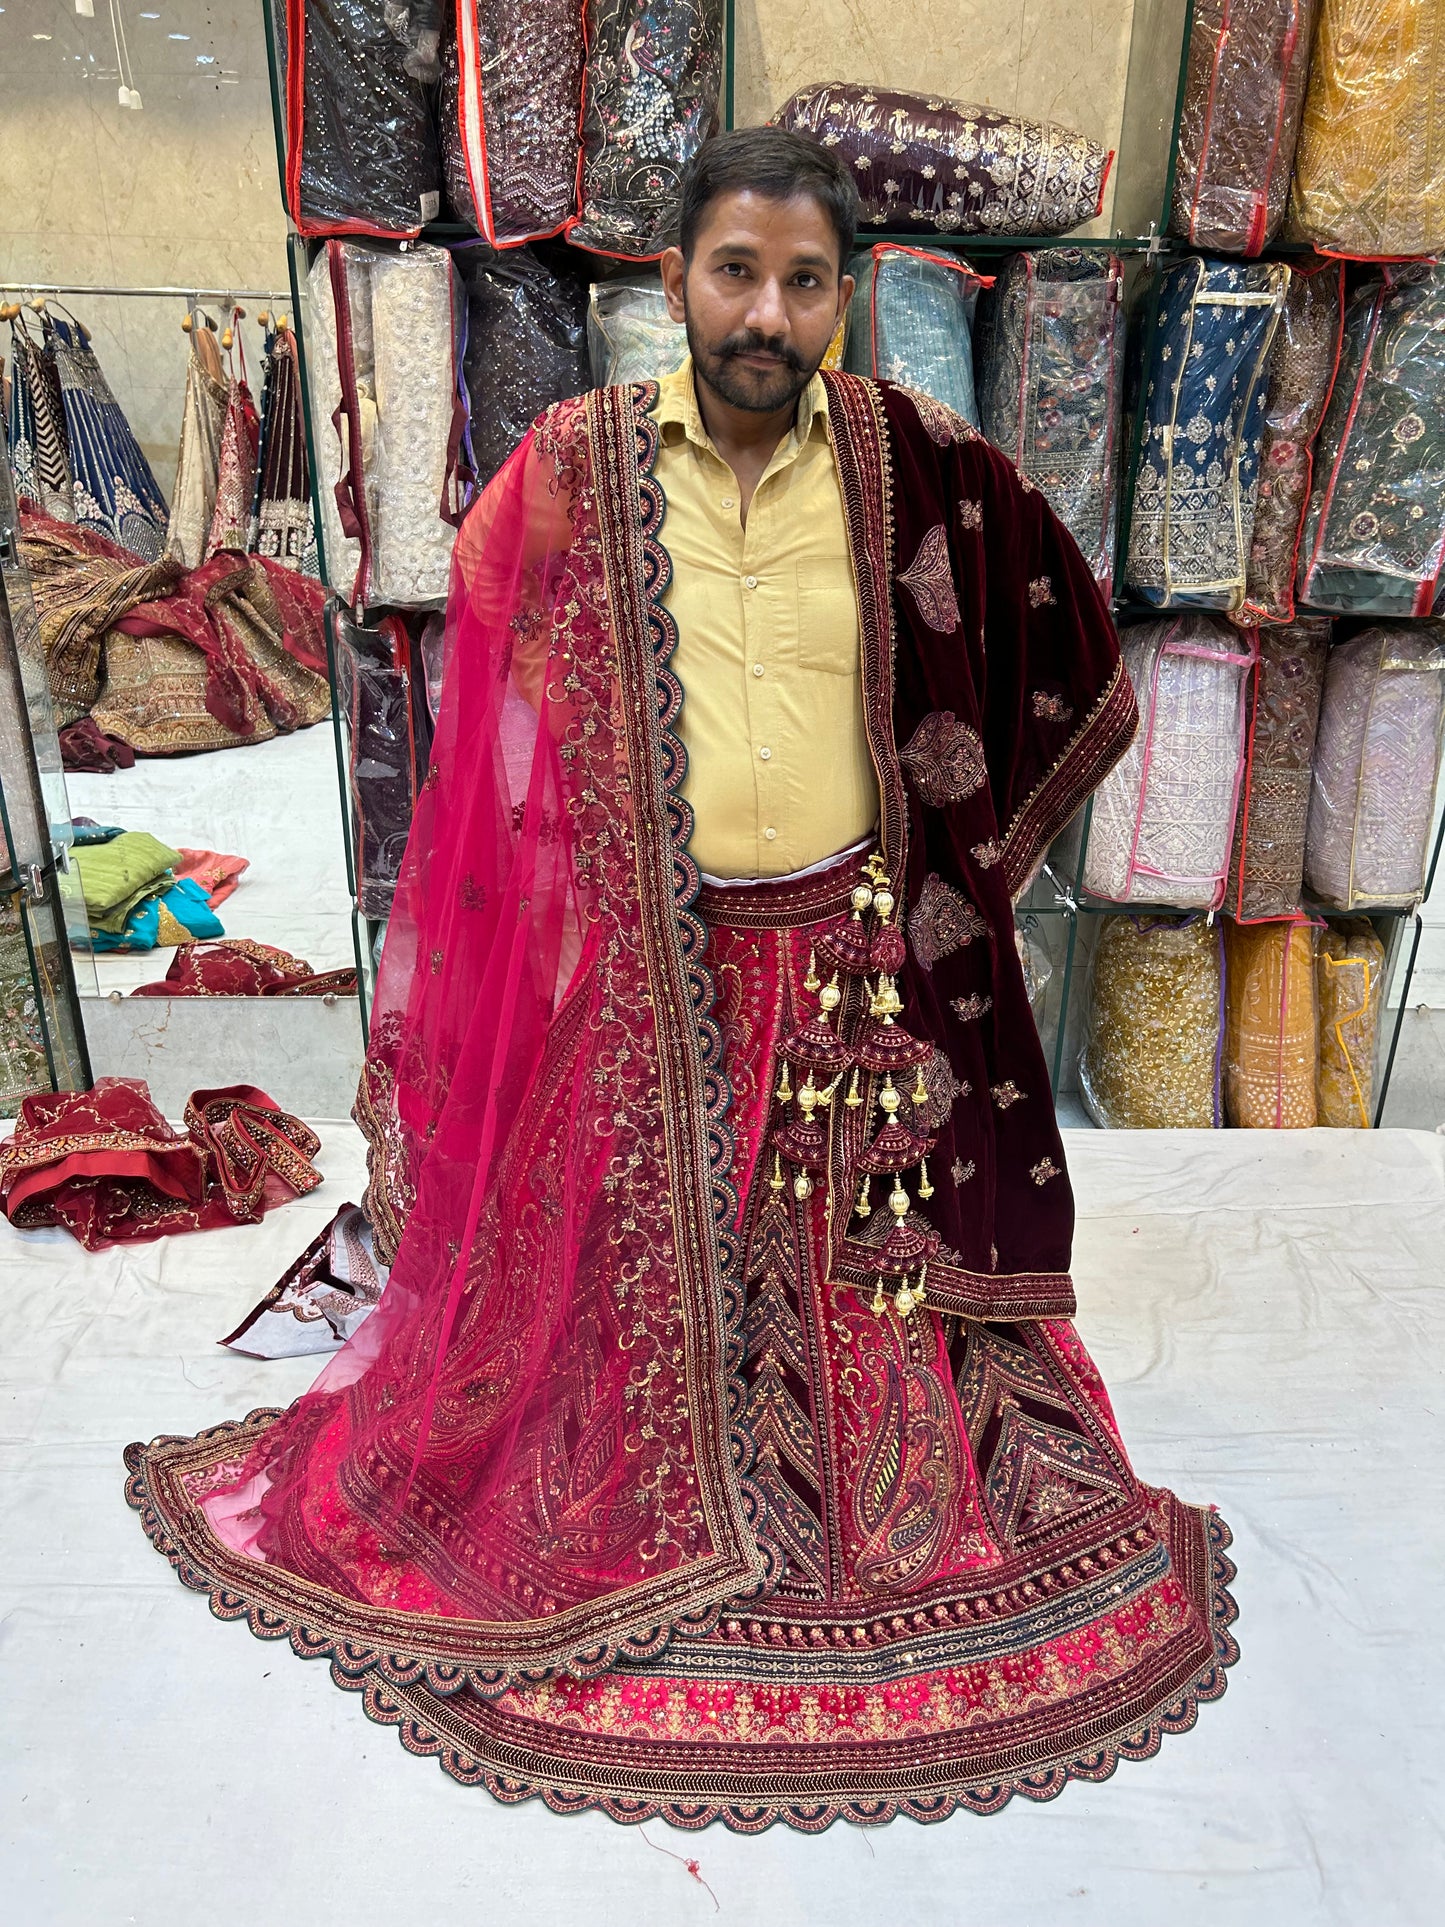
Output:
top-left (196, 396), bottom-right (761, 1680)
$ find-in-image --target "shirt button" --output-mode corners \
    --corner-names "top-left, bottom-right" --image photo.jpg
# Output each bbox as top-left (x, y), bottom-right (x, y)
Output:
top-left (752, 663), bottom-right (765, 678)
top-left (759, 746), bottom-right (772, 761)
top-left (764, 826), bottom-right (778, 841)
top-left (722, 497), bottom-right (735, 509)
top-left (744, 574), bottom-right (758, 589)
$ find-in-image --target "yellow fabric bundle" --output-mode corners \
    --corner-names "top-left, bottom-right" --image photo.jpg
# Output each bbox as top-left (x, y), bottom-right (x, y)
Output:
top-left (1223, 921), bottom-right (1319, 1129)
top-left (1079, 917), bottom-right (1222, 1129)
top-left (1316, 921), bottom-right (1387, 1128)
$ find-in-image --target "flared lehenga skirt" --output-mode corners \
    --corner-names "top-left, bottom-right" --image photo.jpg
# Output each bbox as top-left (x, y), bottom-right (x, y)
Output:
top-left (125, 851), bottom-right (1236, 1831)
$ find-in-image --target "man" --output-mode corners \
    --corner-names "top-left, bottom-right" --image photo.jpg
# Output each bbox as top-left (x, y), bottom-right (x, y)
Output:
top-left (129, 129), bottom-right (1234, 1829)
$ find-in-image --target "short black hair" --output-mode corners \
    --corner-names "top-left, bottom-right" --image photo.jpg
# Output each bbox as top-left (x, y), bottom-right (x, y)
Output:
top-left (677, 126), bottom-right (860, 274)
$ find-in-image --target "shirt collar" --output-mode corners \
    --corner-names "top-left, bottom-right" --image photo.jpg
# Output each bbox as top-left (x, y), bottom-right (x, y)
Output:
top-left (654, 355), bottom-right (830, 453)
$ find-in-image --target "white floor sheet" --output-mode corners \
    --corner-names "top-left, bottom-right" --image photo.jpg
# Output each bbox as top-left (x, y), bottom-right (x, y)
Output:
top-left (2, 1126), bottom-right (1441, 1925)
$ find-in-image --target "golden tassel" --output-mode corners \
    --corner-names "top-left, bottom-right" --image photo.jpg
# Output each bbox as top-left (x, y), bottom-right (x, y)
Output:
top-left (803, 947), bottom-right (821, 995)
top-left (918, 1158), bottom-right (934, 1201)
top-left (769, 1151), bottom-right (784, 1193)
top-left (871, 1275), bottom-right (887, 1316)
top-left (912, 1066), bottom-right (929, 1108)
top-left (854, 1172), bottom-right (872, 1218)
top-left (844, 1066), bottom-right (864, 1109)
top-left (775, 1060), bottom-right (793, 1103)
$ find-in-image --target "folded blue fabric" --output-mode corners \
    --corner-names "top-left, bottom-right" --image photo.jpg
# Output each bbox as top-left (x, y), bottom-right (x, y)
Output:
top-left (89, 876), bottom-right (226, 953)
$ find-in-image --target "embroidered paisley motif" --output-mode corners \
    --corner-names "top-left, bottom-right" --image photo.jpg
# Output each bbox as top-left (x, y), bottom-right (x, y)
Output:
top-left (899, 710), bottom-right (986, 807)
top-left (898, 524), bottom-right (961, 633)
top-left (909, 873), bottom-right (988, 971)
top-left (898, 384), bottom-right (977, 447)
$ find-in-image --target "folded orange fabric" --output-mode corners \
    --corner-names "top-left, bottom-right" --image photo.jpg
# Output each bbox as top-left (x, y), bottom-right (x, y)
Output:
top-left (175, 847), bottom-right (250, 907)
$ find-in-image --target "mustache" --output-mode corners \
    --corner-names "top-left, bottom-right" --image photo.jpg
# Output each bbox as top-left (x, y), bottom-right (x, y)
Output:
top-left (714, 330), bottom-right (806, 373)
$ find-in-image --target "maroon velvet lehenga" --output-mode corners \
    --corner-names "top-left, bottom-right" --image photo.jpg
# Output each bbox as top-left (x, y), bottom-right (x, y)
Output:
top-left (125, 375), bottom-right (1236, 1830)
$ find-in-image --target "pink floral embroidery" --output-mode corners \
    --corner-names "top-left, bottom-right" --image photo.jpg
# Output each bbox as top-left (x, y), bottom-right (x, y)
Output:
top-left (900, 710), bottom-right (986, 806)
top-left (898, 524), bottom-right (960, 633)
top-left (970, 838), bottom-right (1002, 868)
top-left (750, 1684), bottom-right (802, 1726)
top-left (1028, 575), bottom-right (1056, 607)
top-left (881, 1676), bottom-right (932, 1720)
top-left (1030, 1156), bottom-right (1060, 1185)
top-left (909, 874), bottom-right (988, 971)
top-left (991, 1080), bottom-right (1024, 1109)
top-left (817, 1684), bottom-right (869, 1728)
top-left (684, 1683), bottom-right (736, 1726)
top-left (950, 992), bottom-right (992, 1022)
top-left (619, 1677), bottom-right (670, 1721)
top-left (551, 1674), bottom-right (607, 1714)
top-left (1031, 690), bottom-right (1073, 723)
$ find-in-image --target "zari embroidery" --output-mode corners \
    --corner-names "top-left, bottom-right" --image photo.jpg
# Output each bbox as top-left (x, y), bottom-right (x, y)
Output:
top-left (899, 711), bottom-right (987, 807)
top-left (898, 524), bottom-right (961, 633)
top-left (950, 992), bottom-right (993, 1021)
top-left (909, 873), bottom-right (988, 970)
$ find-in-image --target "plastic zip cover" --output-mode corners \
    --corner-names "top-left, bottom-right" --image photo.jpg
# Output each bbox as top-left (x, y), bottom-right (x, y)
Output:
top-left (305, 244), bottom-right (368, 605)
top-left (1171, 0), bottom-right (1319, 255)
top-left (334, 610), bottom-right (420, 920)
top-left (586, 276), bottom-right (688, 386)
top-left (1296, 265), bottom-right (1445, 618)
top-left (457, 246), bottom-right (590, 484)
top-left (976, 249), bottom-right (1124, 593)
top-left (438, 0), bottom-right (584, 242)
top-left (1289, 0), bottom-right (1445, 256)
top-left (776, 82), bottom-right (1111, 238)
top-left (1316, 918), bottom-right (1386, 1126)
top-left (1078, 914), bottom-right (1223, 1128)
top-left (1304, 623), bottom-right (1445, 909)
top-left (844, 246), bottom-right (984, 427)
top-left (1241, 263), bottom-right (1344, 624)
top-left (272, 0), bottom-right (440, 236)
top-left (1124, 256), bottom-right (1287, 612)
top-left (570, 0), bottom-right (724, 258)
top-left (1063, 615), bottom-right (1256, 909)
top-left (1222, 918), bottom-right (1320, 1128)
top-left (1227, 616), bottom-right (1331, 921)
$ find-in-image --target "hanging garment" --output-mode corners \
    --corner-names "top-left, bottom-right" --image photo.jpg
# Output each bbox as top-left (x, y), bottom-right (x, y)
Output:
top-left (1241, 262), bottom-right (1344, 624)
top-left (6, 316), bottom-right (74, 521)
top-left (307, 241), bottom-right (466, 611)
top-left (271, 0), bottom-right (442, 236)
top-left (0, 1078), bottom-right (322, 1251)
top-left (250, 328), bottom-right (316, 574)
top-left (1304, 624), bottom-right (1445, 908)
top-left (1079, 915), bottom-right (1223, 1127)
top-left (457, 245), bottom-right (590, 484)
top-left (570, 0), bottom-right (724, 257)
top-left (0, 891), bottom-right (52, 1117)
top-left (585, 273), bottom-right (687, 385)
top-left (333, 609), bottom-right (426, 919)
top-left (1171, 0), bottom-right (1320, 254)
top-left (1222, 917), bottom-right (1319, 1128)
top-left (220, 1202), bottom-right (389, 1358)
top-left (1289, 0), bottom-right (1445, 257)
top-left (1316, 919), bottom-right (1386, 1127)
top-left (1296, 264), bottom-right (1445, 618)
top-left (1124, 257), bottom-right (1288, 611)
top-left (204, 372), bottom-right (260, 560)
top-left (48, 315), bottom-right (169, 562)
top-left (976, 249), bottom-right (1125, 593)
top-left (439, 0), bottom-right (584, 242)
top-left (129, 938), bottom-right (357, 998)
top-left (166, 336), bottom-right (227, 569)
top-left (1227, 616), bottom-right (1331, 921)
top-left (1071, 616), bottom-right (1256, 909)
top-left (777, 83), bottom-right (1111, 238)
top-left (844, 245), bottom-right (985, 426)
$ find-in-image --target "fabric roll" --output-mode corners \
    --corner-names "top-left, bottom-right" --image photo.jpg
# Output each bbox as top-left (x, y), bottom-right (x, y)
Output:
top-left (1074, 616), bottom-right (1255, 910)
top-left (1316, 919), bottom-right (1386, 1127)
top-left (777, 82), bottom-right (1111, 238)
top-left (1290, 0), bottom-right (1445, 257)
top-left (1296, 265), bottom-right (1445, 618)
top-left (49, 315), bottom-right (169, 563)
top-left (976, 249), bottom-right (1125, 592)
top-left (1079, 915), bottom-right (1223, 1128)
top-left (571, 0), bottom-right (723, 257)
top-left (1222, 918), bottom-right (1319, 1128)
top-left (458, 246), bottom-right (590, 485)
top-left (1171, 0), bottom-right (1320, 255)
top-left (586, 274), bottom-right (687, 385)
top-left (844, 245), bottom-right (985, 426)
top-left (1304, 624), bottom-right (1445, 909)
top-left (1124, 256), bottom-right (1287, 612)
top-left (1242, 263), bottom-right (1344, 625)
top-left (1227, 617), bottom-right (1331, 920)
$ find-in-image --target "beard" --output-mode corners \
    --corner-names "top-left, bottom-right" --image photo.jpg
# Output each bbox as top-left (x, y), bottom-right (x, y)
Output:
top-left (685, 315), bottom-right (818, 415)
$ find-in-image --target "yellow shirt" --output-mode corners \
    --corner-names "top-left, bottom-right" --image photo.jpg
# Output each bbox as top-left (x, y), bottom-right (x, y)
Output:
top-left (650, 359), bottom-right (879, 880)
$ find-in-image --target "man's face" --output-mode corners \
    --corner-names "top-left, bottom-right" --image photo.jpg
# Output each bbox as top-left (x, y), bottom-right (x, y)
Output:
top-left (661, 189), bottom-right (854, 415)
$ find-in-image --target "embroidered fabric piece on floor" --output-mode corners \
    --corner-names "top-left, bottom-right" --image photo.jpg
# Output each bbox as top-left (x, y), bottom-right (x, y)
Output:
top-left (1227, 617), bottom-right (1331, 921)
top-left (1079, 915), bottom-right (1223, 1130)
top-left (1222, 917), bottom-right (1319, 1129)
top-left (221, 1202), bottom-right (390, 1357)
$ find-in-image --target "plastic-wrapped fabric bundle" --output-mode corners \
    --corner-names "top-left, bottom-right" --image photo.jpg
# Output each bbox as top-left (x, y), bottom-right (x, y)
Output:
top-left (1124, 257), bottom-right (1287, 611)
top-left (976, 249), bottom-right (1124, 592)
top-left (1072, 616), bottom-right (1256, 909)
top-left (586, 276), bottom-right (688, 385)
top-left (271, 0), bottom-right (441, 237)
top-left (334, 610), bottom-right (427, 919)
top-left (306, 242), bottom-right (466, 612)
top-left (1078, 915), bottom-right (1223, 1129)
top-left (1304, 624), bottom-right (1445, 908)
top-left (775, 83), bottom-right (1111, 238)
top-left (1289, 0), bottom-right (1445, 257)
top-left (1171, 0), bottom-right (1319, 255)
top-left (1227, 617), bottom-right (1330, 920)
top-left (439, 0), bottom-right (584, 242)
top-left (1316, 919), bottom-right (1386, 1126)
top-left (570, 0), bottom-right (724, 258)
top-left (844, 246), bottom-right (984, 426)
top-left (1222, 918), bottom-right (1319, 1128)
top-left (1242, 263), bottom-right (1344, 625)
top-left (457, 247), bottom-right (589, 483)
top-left (1296, 266), bottom-right (1445, 618)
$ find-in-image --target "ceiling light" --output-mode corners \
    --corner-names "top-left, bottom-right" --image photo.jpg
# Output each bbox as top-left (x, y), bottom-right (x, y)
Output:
top-left (168, 31), bottom-right (189, 39)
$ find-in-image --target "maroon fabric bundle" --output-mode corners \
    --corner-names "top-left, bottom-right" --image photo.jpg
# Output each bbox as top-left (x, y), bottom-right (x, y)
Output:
top-left (129, 940), bottom-right (357, 999)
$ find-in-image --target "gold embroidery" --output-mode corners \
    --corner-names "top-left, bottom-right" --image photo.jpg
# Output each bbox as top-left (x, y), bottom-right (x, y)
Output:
top-left (898, 524), bottom-right (960, 634)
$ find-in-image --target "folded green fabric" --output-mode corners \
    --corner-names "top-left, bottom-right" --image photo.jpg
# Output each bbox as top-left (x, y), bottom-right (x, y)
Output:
top-left (72, 832), bottom-right (182, 927)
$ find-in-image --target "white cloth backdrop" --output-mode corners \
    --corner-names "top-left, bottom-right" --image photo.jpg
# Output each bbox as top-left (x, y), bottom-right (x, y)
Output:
top-left (2, 1124), bottom-right (1442, 1925)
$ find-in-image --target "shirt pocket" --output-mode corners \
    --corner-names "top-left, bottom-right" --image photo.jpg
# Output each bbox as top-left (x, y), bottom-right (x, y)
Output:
top-left (795, 557), bottom-right (861, 675)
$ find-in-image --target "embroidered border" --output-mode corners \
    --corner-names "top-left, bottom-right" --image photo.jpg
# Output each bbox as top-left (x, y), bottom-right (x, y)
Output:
top-left (999, 659), bottom-right (1138, 899)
